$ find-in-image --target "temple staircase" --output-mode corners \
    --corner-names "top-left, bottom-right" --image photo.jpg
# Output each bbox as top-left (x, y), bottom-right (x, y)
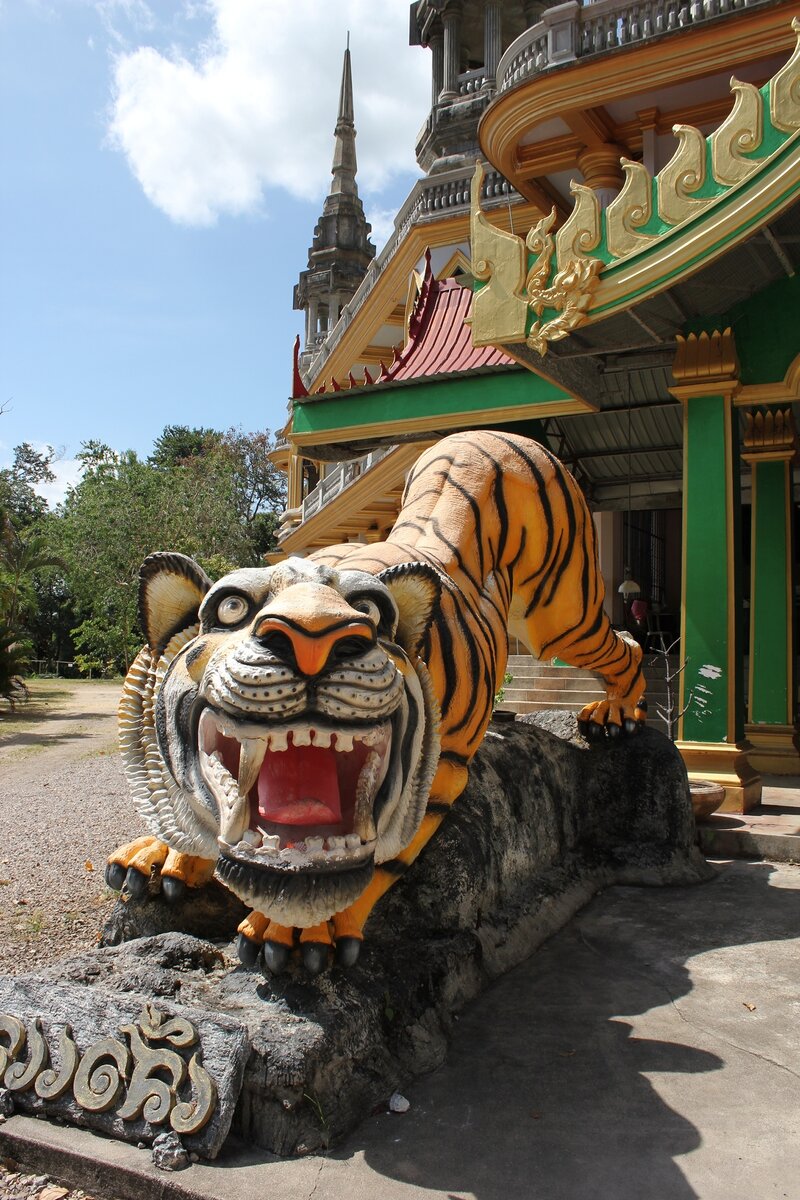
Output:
top-left (497, 653), bottom-right (676, 731)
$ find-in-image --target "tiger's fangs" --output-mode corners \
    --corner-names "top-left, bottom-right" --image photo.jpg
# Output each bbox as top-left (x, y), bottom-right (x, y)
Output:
top-left (198, 708), bottom-right (391, 870)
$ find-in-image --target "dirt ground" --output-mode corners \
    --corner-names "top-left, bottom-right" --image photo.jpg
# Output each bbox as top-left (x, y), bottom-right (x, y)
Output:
top-left (0, 680), bottom-right (145, 976)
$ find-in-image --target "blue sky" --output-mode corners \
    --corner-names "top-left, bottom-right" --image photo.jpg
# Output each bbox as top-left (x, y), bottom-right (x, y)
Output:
top-left (0, 1), bottom-right (429, 501)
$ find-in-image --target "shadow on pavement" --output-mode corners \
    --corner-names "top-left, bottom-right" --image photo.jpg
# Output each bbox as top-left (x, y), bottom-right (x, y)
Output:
top-left (337, 861), bottom-right (799, 1200)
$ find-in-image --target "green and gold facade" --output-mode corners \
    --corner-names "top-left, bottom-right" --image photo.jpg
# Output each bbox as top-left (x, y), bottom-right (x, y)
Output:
top-left (468, 17), bottom-right (800, 809)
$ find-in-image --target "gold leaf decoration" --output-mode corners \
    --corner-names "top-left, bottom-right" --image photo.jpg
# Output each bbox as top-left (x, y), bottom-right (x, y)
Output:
top-left (0, 1014), bottom-right (25, 1081)
top-left (555, 182), bottom-right (601, 272)
top-left (0, 1006), bottom-right (221, 1142)
top-left (170, 1052), bottom-right (219, 1136)
top-left (73, 1035), bottom-right (131, 1113)
top-left (525, 208), bottom-right (556, 298)
top-left (117, 1023), bottom-right (188, 1124)
top-left (469, 163), bottom-right (528, 344)
top-left (606, 160), bottom-right (653, 259)
top-left (770, 16), bottom-right (800, 132)
top-left (527, 257), bottom-right (603, 356)
top-left (711, 79), bottom-right (764, 186)
top-left (656, 125), bottom-right (709, 224)
top-left (34, 1025), bottom-right (79, 1101)
top-left (5, 1018), bottom-right (48, 1092)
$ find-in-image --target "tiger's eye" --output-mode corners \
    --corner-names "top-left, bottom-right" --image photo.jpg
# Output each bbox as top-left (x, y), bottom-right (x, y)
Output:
top-left (353, 598), bottom-right (382, 626)
top-left (217, 595), bottom-right (248, 625)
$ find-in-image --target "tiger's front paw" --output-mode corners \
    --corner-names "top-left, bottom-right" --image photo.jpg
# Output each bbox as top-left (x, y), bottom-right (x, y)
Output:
top-left (236, 912), bottom-right (363, 976)
top-left (105, 837), bottom-right (215, 901)
top-left (577, 696), bottom-right (647, 739)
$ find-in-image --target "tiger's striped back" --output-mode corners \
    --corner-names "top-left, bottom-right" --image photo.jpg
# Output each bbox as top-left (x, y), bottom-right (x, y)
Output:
top-left (312, 430), bottom-right (644, 772)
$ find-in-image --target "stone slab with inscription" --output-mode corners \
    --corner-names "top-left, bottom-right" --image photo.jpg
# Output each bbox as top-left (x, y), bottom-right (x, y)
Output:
top-left (0, 973), bottom-right (249, 1159)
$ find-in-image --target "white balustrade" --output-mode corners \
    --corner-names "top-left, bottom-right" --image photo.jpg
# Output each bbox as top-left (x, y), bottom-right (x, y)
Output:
top-left (297, 446), bottom-right (392, 527)
top-left (498, 0), bottom-right (769, 92)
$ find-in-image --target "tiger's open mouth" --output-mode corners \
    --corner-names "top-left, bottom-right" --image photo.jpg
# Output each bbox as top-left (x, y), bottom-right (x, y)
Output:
top-left (198, 707), bottom-right (391, 872)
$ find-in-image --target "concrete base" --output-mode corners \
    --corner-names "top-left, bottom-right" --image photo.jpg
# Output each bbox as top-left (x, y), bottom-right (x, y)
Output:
top-left (745, 723), bottom-right (800, 775)
top-left (676, 739), bottom-right (762, 812)
top-left (3, 861), bottom-right (800, 1200)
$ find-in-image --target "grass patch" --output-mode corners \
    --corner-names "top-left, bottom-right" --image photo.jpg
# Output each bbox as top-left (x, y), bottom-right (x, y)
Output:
top-left (0, 681), bottom-right (72, 736)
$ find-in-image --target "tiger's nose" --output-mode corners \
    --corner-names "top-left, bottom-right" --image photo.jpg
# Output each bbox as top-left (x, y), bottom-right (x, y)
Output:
top-left (254, 616), bottom-right (374, 677)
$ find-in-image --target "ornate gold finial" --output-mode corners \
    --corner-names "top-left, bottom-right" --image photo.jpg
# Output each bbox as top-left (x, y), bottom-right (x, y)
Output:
top-left (672, 329), bottom-right (740, 385)
top-left (555, 181), bottom-right (602, 272)
top-left (742, 407), bottom-right (798, 459)
top-left (656, 125), bottom-right (709, 224)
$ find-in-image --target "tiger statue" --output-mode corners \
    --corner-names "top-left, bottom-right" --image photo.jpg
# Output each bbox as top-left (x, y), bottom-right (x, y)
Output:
top-left (106, 430), bottom-right (646, 974)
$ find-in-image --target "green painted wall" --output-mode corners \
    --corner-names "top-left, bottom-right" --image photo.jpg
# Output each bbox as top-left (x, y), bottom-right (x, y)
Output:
top-left (750, 459), bottom-right (792, 725)
top-left (683, 273), bottom-right (800, 386)
top-left (292, 369), bottom-right (571, 437)
top-left (681, 394), bottom-right (742, 743)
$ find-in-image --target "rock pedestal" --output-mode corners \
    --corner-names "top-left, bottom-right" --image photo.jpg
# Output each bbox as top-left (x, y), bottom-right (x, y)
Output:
top-left (0, 716), bottom-right (709, 1157)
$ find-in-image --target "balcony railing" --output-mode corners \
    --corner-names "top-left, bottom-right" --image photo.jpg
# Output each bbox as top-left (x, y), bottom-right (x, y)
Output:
top-left (278, 446), bottom-right (393, 541)
top-left (457, 67), bottom-right (488, 96)
top-left (498, 0), bottom-right (769, 92)
top-left (303, 163), bottom-right (518, 385)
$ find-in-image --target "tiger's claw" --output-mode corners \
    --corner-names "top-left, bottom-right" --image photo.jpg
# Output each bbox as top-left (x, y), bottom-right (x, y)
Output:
top-left (125, 867), bottom-right (150, 899)
top-left (335, 937), bottom-right (362, 968)
top-left (236, 932), bottom-right (262, 968)
top-left (577, 697), bottom-right (646, 739)
top-left (301, 943), bottom-right (329, 976)
top-left (161, 876), bottom-right (186, 903)
top-left (105, 862), bottom-right (127, 891)
top-left (106, 836), bottom-right (214, 902)
top-left (236, 912), bottom-right (364, 974)
top-left (263, 941), bottom-right (291, 974)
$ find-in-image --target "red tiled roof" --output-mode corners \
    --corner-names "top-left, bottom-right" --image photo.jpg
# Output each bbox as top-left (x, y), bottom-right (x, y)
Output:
top-left (292, 251), bottom-right (516, 400)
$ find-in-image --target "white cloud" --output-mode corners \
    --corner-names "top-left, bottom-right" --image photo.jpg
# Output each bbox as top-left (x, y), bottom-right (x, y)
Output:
top-left (0, 441), bottom-right (83, 509)
top-left (107, 0), bottom-right (429, 226)
top-left (34, 458), bottom-right (84, 508)
top-left (366, 206), bottom-right (399, 254)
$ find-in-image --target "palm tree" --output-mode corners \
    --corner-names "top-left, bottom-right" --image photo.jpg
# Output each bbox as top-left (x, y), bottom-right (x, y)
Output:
top-left (0, 621), bottom-right (29, 708)
top-left (1, 530), bottom-right (65, 629)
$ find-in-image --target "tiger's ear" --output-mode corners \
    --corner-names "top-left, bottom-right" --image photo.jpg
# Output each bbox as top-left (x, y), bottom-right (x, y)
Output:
top-left (139, 552), bottom-right (212, 654)
top-left (378, 562), bottom-right (441, 658)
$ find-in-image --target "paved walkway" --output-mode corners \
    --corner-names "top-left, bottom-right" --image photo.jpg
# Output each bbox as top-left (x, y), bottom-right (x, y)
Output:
top-left (2, 857), bottom-right (799, 1200)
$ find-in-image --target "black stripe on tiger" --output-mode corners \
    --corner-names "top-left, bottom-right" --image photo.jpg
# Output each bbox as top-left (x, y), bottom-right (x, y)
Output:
top-left (377, 860), bottom-right (410, 877)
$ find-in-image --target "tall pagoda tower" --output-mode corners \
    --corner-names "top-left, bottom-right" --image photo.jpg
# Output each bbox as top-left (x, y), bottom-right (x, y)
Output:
top-left (294, 44), bottom-right (375, 367)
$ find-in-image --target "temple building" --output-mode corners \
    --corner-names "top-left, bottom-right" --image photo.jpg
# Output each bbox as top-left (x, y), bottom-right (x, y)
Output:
top-left (273, 1), bottom-right (800, 813)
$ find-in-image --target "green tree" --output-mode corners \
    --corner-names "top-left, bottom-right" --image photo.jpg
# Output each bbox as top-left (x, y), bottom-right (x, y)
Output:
top-left (0, 530), bottom-right (64, 629)
top-left (0, 442), bottom-right (55, 528)
top-left (150, 424), bottom-right (223, 467)
top-left (49, 427), bottom-right (286, 673)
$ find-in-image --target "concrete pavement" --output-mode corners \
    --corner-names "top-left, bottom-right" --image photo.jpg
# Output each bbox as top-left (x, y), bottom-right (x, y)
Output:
top-left (2, 856), bottom-right (800, 1200)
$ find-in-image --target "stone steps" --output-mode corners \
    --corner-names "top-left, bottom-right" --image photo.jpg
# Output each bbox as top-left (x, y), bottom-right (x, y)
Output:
top-left (498, 653), bottom-right (674, 727)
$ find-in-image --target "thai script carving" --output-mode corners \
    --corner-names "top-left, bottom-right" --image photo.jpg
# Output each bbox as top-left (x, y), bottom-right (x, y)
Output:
top-left (0, 1003), bottom-right (217, 1137)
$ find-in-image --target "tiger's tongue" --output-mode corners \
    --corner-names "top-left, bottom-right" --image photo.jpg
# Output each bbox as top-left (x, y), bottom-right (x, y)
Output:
top-left (256, 742), bottom-right (341, 826)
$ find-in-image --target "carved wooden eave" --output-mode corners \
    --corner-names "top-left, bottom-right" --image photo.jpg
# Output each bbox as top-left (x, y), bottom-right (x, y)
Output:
top-left (470, 18), bottom-right (800, 357)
